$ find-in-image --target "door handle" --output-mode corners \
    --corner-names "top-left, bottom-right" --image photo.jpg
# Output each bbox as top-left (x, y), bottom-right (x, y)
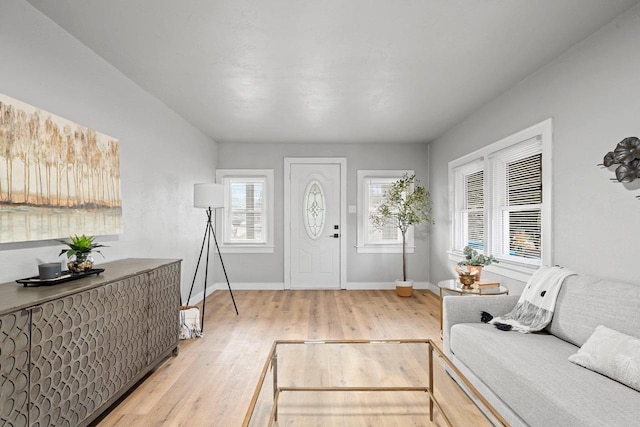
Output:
top-left (328, 233), bottom-right (340, 238)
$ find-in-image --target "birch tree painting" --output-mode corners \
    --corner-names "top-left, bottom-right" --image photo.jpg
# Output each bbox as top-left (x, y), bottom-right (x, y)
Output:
top-left (0, 93), bottom-right (122, 243)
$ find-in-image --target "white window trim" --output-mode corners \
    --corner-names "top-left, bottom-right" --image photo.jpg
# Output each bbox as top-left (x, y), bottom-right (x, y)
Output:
top-left (356, 169), bottom-right (415, 254)
top-left (451, 159), bottom-right (484, 252)
top-left (448, 119), bottom-right (552, 281)
top-left (215, 169), bottom-right (274, 253)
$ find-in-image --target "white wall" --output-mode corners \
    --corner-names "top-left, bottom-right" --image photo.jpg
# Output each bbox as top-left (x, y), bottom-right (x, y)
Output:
top-left (429, 4), bottom-right (640, 292)
top-left (0, 0), bottom-right (217, 302)
top-left (216, 142), bottom-right (431, 287)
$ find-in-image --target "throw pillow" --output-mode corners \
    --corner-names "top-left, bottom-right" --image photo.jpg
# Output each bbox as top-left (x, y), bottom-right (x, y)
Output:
top-left (568, 325), bottom-right (640, 392)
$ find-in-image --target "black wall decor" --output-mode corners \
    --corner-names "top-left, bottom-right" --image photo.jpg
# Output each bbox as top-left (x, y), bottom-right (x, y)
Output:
top-left (600, 137), bottom-right (640, 199)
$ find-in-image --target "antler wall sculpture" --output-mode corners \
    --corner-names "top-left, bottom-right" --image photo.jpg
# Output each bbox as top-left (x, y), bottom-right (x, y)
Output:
top-left (600, 136), bottom-right (640, 200)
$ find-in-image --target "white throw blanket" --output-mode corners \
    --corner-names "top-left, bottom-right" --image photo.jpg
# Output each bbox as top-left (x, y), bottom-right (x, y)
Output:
top-left (488, 266), bottom-right (576, 333)
top-left (179, 307), bottom-right (202, 339)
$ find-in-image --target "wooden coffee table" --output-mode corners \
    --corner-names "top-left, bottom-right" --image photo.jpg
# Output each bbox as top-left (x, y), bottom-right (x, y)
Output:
top-left (242, 339), bottom-right (508, 426)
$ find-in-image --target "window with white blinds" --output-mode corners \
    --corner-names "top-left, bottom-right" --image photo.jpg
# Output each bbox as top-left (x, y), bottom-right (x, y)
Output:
top-left (228, 178), bottom-right (265, 242)
top-left (463, 170), bottom-right (484, 250)
top-left (490, 138), bottom-right (543, 263)
top-left (215, 169), bottom-right (274, 253)
top-left (449, 119), bottom-right (551, 272)
top-left (367, 178), bottom-right (401, 243)
top-left (451, 160), bottom-right (484, 253)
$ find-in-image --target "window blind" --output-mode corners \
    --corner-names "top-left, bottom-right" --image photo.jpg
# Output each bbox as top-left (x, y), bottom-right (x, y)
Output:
top-left (463, 170), bottom-right (484, 249)
top-left (216, 168), bottom-right (274, 252)
top-left (229, 180), bottom-right (264, 242)
top-left (367, 180), bottom-right (400, 242)
top-left (357, 169), bottom-right (414, 253)
top-left (491, 137), bottom-right (543, 261)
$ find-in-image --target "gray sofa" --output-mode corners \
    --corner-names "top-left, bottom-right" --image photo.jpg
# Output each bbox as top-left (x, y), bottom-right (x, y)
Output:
top-left (442, 273), bottom-right (640, 427)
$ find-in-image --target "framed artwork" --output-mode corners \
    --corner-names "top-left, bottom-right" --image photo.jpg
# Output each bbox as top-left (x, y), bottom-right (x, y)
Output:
top-left (0, 93), bottom-right (122, 243)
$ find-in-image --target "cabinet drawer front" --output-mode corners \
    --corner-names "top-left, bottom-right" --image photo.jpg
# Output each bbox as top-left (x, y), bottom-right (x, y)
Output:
top-left (30, 274), bottom-right (148, 426)
top-left (0, 310), bottom-right (30, 427)
top-left (30, 289), bottom-right (106, 426)
top-left (147, 262), bottom-right (180, 363)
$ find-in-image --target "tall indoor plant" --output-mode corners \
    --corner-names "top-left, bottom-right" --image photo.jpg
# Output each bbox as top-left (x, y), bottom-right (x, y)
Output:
top-left (372, 174), bottom-right (433, 296)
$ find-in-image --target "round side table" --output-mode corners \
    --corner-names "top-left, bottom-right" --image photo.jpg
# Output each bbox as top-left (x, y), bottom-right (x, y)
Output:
top-left (438, 279), bottom-right (509, 331)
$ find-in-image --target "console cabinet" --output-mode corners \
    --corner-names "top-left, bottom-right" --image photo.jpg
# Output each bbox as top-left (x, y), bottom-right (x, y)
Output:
top-left (0, 258), bottom-right (181, 427)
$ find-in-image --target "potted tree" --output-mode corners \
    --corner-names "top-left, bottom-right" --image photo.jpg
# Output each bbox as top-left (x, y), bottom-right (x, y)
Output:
top-left (58, 234), bottom-right (107, 273)
top-left (457, 245), bottom-right (498, 281)
top-left (371, 174), bottom-right (433, 297)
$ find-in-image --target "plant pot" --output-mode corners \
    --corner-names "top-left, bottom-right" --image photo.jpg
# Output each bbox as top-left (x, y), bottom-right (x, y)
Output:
top-left (458, 273), bottom-right (475, 288)
top-left (467, 265), bottom-right (482, 281)
top-left (68, 253), bottom-right (94, 273)
top-left (395, 280), bottom-right (414, 297)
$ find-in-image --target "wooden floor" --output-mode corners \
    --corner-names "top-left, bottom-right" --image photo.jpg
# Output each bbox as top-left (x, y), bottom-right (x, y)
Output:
top-left (94, 289), bottom-right (480, 426)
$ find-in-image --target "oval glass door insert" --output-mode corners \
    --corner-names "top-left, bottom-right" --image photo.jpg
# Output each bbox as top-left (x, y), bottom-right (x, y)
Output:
top-left (304, 180), bottom-right (325, 239)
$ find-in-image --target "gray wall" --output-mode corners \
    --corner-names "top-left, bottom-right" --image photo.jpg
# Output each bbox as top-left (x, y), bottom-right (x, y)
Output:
top-left (0, 0), bottom-right (218, 302)
top-left (429, 4), bottom-right (640, 293)
top-left (216, 142), bottom-right (430, 287)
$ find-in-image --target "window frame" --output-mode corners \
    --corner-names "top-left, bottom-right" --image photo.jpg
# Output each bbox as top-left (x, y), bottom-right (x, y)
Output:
top-left (215, 169), bottom-right (274, 253)
top-left (452, 160), bottom-right (485, 252)
top-left (448, 119), bottom-right (552, 281)
top-left (356, 169), bottom-right (415, 254)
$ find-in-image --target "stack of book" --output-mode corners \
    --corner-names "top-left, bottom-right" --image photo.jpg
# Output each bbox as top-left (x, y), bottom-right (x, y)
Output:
top-left (471, 280), bottom-right (500, 289)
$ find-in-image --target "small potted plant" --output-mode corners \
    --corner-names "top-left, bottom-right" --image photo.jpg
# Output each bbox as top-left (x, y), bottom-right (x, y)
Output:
top-left (58, 234), bottom-right (107, 273)
top-left (371, 174), bottom-right (433, 297)
top-left (457, 245), bottom-right (498, 281)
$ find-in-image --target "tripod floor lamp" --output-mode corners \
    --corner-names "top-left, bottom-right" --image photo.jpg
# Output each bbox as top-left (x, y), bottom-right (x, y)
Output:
top-left (186, 183), bottom-right (239, 333)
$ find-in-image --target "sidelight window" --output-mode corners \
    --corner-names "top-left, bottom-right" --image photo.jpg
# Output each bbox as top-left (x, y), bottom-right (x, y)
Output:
top-left (356, 170), bottom-right (414, 253)
top-left (215, 169), bottom-right (274, 253)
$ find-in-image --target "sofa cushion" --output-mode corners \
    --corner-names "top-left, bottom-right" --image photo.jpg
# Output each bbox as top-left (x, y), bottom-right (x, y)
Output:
top-left (568, 325), bottom-right (640, 392)
top-left (450, 323), bottom-right (640, 427)
top-left (547, 275), bottom-right (640, 347)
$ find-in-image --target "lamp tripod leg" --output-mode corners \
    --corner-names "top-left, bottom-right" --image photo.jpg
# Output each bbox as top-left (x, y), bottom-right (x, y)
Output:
top-left (200, 216), bottom-right (212, 332)
top-left (185, 208), bottom-right (238, 335)
top-left (209, 220), bottom-right (239, 315)
top-left (185, 217), bottom-right (209, 305)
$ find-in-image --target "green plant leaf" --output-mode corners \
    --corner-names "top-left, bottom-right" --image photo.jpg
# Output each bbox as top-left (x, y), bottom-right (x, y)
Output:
top-left (57, 234), bottom-right (107, 258)
top-left (457, 245), bottom-right (499, 266)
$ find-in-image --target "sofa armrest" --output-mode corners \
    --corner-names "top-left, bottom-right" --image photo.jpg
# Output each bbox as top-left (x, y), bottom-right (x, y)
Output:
top-left (442, 295), bottom-right (519, 357)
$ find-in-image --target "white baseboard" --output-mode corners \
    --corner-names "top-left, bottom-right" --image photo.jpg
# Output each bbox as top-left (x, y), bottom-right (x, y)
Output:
top-left (426, 282), bottom-right (439, 294)
top-left (346, 281), bottom-right (435, 291)
top-left (183, 281), bottom-right (439, 303)
top-left (181, 284), bottom-right (218, 306)
top-left (183, 282), bottom-right (285, 304)
top-left (212, 282), bottom-right (285, 291)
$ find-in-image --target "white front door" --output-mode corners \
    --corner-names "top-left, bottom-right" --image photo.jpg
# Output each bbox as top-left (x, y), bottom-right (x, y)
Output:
top-left (286, 160), bottom-right (344, 289)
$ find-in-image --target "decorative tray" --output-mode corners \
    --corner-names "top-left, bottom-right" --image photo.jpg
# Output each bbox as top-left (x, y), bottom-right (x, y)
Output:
top-left (16, 268), bottom-right (105, 287)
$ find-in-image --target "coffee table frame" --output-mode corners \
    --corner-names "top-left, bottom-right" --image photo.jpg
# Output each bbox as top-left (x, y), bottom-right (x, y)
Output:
top-left (242, 339), bottom-right (508, 426)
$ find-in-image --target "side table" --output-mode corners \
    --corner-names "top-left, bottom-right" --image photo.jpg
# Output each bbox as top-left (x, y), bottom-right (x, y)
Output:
top-left (438, 279), bottom-right (509, 331)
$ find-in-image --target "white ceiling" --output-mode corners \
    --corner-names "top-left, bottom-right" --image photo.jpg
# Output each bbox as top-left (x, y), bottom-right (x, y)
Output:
top-left (26, 0), bottom-right (640, 144)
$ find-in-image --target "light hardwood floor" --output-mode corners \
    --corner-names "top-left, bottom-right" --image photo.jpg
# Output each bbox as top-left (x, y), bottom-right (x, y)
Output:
top-left (94, 289), bottom-right (478, 426)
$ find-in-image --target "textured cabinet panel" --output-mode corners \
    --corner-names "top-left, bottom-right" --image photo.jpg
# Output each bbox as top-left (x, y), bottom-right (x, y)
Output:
top-left (29, 274), bottom-right (149, 426)
top-left (0, 310), bottom-right (30, 427)
top-left (147, 262), bottom-right (180, 363)
top-left (30, 288), bottom-right (107, 426)
top-left (101, 275), bottom-right (149, 403)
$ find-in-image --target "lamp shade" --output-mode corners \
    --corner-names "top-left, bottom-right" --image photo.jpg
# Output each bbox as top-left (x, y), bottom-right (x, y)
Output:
top-left (194, 183), bottom-right (225, 208)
